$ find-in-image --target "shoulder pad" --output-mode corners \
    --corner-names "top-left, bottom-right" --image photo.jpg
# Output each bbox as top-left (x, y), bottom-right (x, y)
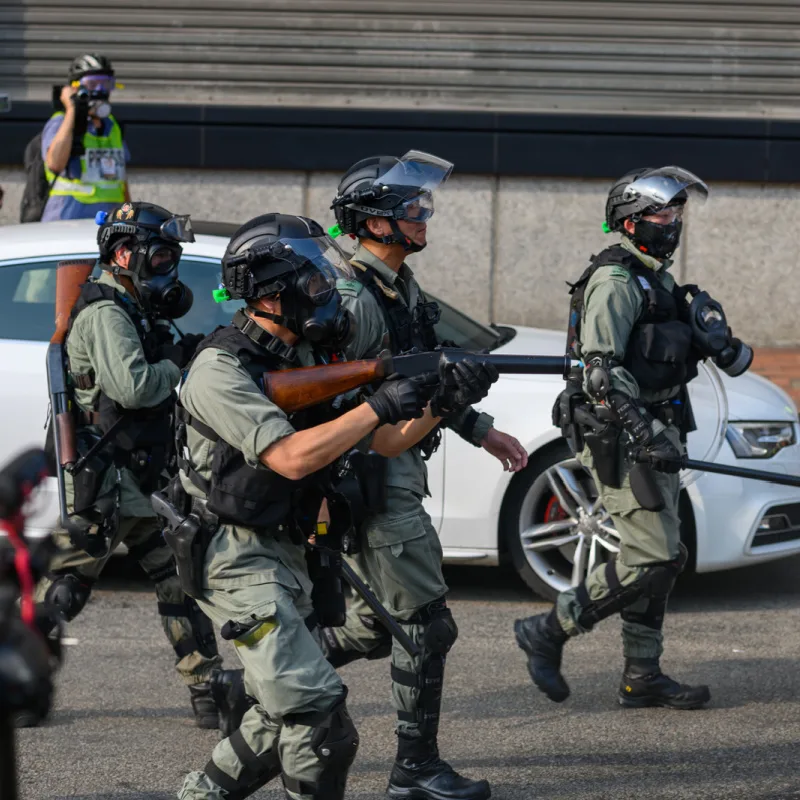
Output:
top-left (336, 277), bottom-right (364, 296)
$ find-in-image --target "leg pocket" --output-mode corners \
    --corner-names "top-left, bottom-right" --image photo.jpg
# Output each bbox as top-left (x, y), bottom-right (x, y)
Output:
top-left (362, 512), bottom-right (447, 617)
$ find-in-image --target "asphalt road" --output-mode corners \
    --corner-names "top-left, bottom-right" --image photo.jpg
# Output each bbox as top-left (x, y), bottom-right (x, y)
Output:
top-left (15, 555), bottom-right (800, 800)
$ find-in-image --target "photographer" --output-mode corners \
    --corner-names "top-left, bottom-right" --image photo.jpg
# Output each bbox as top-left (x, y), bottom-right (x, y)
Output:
top-left (41, 54), bottom-right (129, 222)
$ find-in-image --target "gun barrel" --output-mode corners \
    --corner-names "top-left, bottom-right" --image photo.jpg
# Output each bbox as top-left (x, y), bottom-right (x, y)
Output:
top-left (484, 354), bottom-right (571, 375)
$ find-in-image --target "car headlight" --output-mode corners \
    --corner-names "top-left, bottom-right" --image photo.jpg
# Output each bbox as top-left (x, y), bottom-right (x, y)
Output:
top-left (725, 422), bottom-right (796, 458)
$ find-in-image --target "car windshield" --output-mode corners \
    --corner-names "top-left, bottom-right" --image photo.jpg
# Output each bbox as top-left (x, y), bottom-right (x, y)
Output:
top-left (0, 254), bottom-right (514, 352)
top-left (428, 294), bottom-right (508, 351)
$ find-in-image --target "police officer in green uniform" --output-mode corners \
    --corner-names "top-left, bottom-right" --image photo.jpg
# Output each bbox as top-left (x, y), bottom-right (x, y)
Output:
top-left (515, 166), bottom-right (754, 709)
top-left (174, 213), bottom-right (441, 800)
top-left (310, 151), bottom-right (523, 800)
top-left (34, 202), bottom-right (222, 728)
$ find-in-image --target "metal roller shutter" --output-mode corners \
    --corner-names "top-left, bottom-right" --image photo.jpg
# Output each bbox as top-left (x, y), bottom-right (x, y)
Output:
top-left (1, 0), bottom-right (798, 116)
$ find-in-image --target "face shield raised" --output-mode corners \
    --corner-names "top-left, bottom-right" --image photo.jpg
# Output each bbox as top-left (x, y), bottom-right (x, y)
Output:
top-left (623, 166), bottom-right (709, 260)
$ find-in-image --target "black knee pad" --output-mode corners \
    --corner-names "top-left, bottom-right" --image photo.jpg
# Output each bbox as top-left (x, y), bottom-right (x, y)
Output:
top-left (44, 572), bottom-right (93, 621)
top-left (423, 608), bottom-right (458, 655)
top-left (283, 693), bottom-right (359, 800)
top-left (159, 597), bottom-right (219, 660)
top-left (576, 545), bottom-right (687, 631)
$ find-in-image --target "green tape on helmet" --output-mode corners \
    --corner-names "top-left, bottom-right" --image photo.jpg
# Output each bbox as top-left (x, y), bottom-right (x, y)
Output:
top-left (212, 286), bottom-right (231, 303)
top-left (602, 221), bottom-right (611, 234)
top-left (327, 223), bottom-right (343, 238)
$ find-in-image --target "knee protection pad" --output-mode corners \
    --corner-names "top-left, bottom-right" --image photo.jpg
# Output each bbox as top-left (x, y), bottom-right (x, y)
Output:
top-left (44, 572), bottom-right (93, 621)
top-left (284, 693), bottom-right (359, 800)
top-left (423, 608), bottom-right (458, 655)
top-left (576, 545), bottom-right (688, 631)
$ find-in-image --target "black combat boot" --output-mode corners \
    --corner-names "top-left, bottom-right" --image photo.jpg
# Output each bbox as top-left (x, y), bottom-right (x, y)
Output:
top-left (618, 658), bottom-right (710, 710)
top-left (513, 610), bottom-right (570, 702)
top-left (189, 681), bottom-right (220, 729)
top-left (387, 734), bottom-right (491, 800)
top-left (210, 668), bottom-right (256, 737)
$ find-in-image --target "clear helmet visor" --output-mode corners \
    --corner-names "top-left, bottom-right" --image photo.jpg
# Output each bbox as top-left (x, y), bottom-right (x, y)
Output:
top-left (160, 214), bottom-right (195, 243)
top-left (397, 191), bottom-right (434, 223)
top-left (276, 235), bottom-right (355, 304)
top-left (374, 150), bottom-right (454, 196)
top-left (624, 166), bottom-right (709, 210)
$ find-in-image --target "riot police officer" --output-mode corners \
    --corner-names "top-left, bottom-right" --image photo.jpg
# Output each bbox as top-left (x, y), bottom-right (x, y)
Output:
top-left (515, 167), bottom-right (753, 709)
top-left (315, 152), bottom-right (524, 800)
top-left (174, 213), bottom-right (440, 800)
top-left (34, 201), bottom-right (222, 729)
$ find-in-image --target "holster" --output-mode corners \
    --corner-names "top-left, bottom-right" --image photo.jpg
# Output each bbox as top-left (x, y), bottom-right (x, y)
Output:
top-left (552, 379), bottom-right (587, 455)
top-left (155, 480), bottom-right (215, 599)
top-left (582, 406), bottom-right (623, 489)
top-left (306, 544), bottom-right (346, 628)
top-left (71, 428), bottom-right (113, 515)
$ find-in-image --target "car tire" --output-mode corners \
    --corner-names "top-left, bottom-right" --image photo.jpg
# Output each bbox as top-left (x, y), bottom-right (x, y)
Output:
top-left (501, 440), bottom-right (618, 602)
top-left (502, 441), bottom-right (696, 601)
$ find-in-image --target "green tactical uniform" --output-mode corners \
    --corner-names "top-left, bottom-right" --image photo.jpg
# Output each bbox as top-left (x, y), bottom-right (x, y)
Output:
top-left (177, 338), bottom-right (347, 800)
top-left (323, 243), bottom-right (493, 736)
top-left (36, 271), bottom-right (221, 685)
top-left (556, 237), bottom-right (683, 659)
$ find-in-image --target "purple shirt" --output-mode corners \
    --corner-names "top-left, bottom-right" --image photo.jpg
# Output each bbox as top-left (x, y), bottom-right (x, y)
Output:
top-left (40, 114), bottom-right (130, 222)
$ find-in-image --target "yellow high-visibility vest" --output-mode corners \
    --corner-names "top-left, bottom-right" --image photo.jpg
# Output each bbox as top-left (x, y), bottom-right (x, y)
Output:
top-left (44, 113), bottom-right (126, 205)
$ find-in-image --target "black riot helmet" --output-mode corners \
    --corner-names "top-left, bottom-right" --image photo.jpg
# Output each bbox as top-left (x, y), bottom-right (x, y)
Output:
top-left (216, 213), bottom-right (354, 348)
top-left (68, 54), bottom-right (114, 82)
top-left (604, 165), bottom-right (709, 260)
top-left (330, 150), bottom-right (453, 252)
top-left (96, 202), bottom-right (195, 318)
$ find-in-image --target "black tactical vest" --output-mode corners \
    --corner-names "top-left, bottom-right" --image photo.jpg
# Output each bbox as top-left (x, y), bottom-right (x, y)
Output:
top-left (176, 312), bottom-right (326, 530)
top-left (352, 261), bottom-right (443, 458)
top-left (566, 245), bottom-right (699, 392)
top-left (353, 261), bottom-right (441, 354)
top-left (66, 281), bottom-right (174, 484)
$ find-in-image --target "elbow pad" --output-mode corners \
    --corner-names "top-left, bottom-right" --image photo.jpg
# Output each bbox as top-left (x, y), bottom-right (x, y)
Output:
top-left (584, 356), bottom-right (613, 401)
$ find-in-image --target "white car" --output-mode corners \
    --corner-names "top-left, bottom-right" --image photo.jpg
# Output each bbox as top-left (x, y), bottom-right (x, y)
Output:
top-left (3, 219), bottom-right (800, 600)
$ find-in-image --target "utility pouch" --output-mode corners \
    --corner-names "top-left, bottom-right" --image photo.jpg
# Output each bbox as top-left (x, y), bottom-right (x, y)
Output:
top-left (583, 418), bottom-right (623, 488)
top-left (629, 462), bottom-right (666, 512)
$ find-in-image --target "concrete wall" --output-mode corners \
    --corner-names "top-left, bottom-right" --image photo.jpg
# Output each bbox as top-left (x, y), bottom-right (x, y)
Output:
top-left (1, 166), bottom-right (798, 346)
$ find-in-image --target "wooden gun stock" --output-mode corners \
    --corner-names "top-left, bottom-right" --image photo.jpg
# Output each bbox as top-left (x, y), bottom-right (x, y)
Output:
top-left (51, 259), bottom-right (94, 345)
top-left (263, 359), bottom-right (388, 413)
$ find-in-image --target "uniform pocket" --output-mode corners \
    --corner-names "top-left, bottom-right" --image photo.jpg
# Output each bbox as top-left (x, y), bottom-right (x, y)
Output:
top-left (365, 512), bottom-right (427, 555)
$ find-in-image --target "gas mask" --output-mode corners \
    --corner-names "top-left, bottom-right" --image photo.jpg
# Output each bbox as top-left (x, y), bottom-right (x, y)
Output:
top-left (632, 217), bottom-right (683, 260)
top-left (76, 74), bottom-right (114, 119)
top-left (687, 289), bottom-right (753, 377)
top-left (254, 265), bottom-right (353, 349)
top-left (129, 240), bottom-right (193, 319)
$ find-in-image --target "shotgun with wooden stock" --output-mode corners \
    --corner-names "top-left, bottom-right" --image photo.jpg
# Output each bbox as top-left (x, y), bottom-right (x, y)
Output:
top-left (45, 259), bottom-right (94, 535)
top-left (263, 347), bottom-right (573, 413)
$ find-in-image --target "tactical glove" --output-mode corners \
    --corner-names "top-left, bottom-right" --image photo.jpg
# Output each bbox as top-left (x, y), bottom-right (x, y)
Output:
top-left (431, 359), bottom-right (499, 418)
top-left (632, 432), bottom-right (683, 474)
top-left (366, 372), bottom-right (439, 426)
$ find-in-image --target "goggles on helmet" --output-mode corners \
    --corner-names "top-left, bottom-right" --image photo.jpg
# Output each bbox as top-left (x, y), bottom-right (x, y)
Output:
top-left (77, 74), bottom-right (116, 94)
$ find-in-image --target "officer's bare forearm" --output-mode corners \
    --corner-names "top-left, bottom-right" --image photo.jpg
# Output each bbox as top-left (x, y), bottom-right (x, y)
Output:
top-left (260, 403), bottom-right (379, 480)
top-left (371, 405), bottom-right (440, 458)
top-left (46, 107), bottom-right (77, 174)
